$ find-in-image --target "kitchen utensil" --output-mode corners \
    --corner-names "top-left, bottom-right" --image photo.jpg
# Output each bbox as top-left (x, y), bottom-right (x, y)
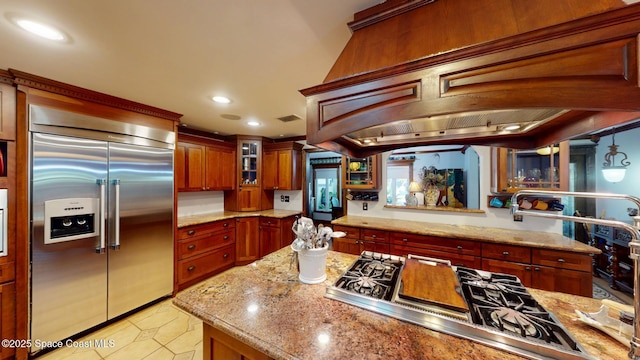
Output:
top-left (398, 258), bottom-right (469, 312)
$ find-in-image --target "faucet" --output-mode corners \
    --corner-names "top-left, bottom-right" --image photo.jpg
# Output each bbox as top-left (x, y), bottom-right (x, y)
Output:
top-left (510, 190), bottom-right (640, 359)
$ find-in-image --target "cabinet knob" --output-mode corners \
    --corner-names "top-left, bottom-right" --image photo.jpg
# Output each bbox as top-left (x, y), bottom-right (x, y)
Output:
top-left (202, 187), bottom-right (206, 190)
top-left (355, 241), bottom-right (360, 245)
top-left (557, 258), bottom-right (565, 263)
top-left (187, 244), bottom-right (196, 250)
top-left (525, 266), bottom-right (531, 271)
top-left (224, 235), bottom-right (229, 240)
top-left (372, 234), bottom-right (377, 238)
top-left (502, 251), bottom-right (510, 256)
top-left (223, 253), bottom-right (229, 258)
top-left (534, 267), bottom-right (541, 271)
top-left (187, 265), bottom-right (196, 272)
top-left (187, 230), bottom-right (196, 235)
top-left (223, 223), bottom-right (229, 227)
top-left (456, 245), bottom-right (463, 250)
top-left (402, 238), bottom-right (408, 242)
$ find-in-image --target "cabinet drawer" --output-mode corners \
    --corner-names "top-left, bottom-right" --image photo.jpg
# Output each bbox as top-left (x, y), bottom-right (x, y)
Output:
top-left (390, 232), bottom-right (480, 256)
top-left (333, 225), bottom-right (360, 240)
top-left (178, 244), bottom-right (235, 284)
top-left (259, 217), bottom-right (280, 228)
top-left (531, 249), bottom-right (592, 272)
top-left (178, 219), bottom-right (235, 239)
top-left (482, 243), bottom-right (531, 263)
top-left (390, 245), bottom-right (481, 268)
top-left (362, 229), bottom-right (388, 242)
top-left (178, 229), bottom-right (235, 259)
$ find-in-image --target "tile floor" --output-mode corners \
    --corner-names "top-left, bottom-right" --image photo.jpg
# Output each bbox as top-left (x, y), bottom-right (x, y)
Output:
top-left (37, 299), bottom-right (202, 360)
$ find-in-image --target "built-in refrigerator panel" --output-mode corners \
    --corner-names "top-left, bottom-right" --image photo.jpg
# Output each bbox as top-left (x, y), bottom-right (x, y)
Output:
top-left (30, 133), bottom-right (109, 345)
top-left (106, 142), bottom-right (173, 318)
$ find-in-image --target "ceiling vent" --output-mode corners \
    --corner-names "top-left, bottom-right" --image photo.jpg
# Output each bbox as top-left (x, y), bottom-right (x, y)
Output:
top-left (277, 114), bottom-right (302, 122)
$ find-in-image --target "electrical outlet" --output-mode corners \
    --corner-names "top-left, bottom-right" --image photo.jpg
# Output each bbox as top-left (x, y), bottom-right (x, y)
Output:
top-left (363, 202), bottom-right (368, 211)
top-left (280, 195), bottom-right (285, 202)
top-left (513, 214), bottom-right (523, 222)
top-left (284, 196), bottom-right (290, 202)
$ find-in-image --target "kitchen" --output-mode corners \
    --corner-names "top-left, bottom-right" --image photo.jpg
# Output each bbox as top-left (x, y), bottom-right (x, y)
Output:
top-left (1, 0), bottom-right (640, 359)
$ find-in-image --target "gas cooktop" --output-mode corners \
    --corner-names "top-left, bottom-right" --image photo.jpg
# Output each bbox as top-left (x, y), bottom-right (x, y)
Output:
top-left (325, 251), bottom-right (593, 360)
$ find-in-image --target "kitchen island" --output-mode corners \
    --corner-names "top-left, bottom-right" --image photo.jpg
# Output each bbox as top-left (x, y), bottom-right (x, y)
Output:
top-left (173, 247), bottom-right (628, 360)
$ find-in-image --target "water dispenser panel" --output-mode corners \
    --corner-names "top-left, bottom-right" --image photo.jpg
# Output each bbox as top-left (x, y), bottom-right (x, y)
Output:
top-left (44, 198), bottom-right (99, 244)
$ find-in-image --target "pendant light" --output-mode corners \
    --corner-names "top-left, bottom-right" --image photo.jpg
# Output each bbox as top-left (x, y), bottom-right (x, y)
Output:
top-left (602, 127), bottom-right (630, 183)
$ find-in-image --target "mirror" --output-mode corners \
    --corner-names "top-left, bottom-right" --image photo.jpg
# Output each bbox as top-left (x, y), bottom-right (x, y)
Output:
top-left (385, 145), bottom-right (480, 209)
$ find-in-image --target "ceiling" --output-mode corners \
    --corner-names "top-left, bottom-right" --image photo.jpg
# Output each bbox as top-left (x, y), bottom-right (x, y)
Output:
top-left (0, 0), bottom-right (381, 140)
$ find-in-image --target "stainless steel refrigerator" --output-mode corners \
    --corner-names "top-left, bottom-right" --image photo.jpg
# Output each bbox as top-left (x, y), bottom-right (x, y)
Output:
top-left (29, 105), bottom-right (174, 351)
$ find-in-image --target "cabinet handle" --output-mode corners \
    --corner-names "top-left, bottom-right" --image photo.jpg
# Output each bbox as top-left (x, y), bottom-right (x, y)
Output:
top-left (502, 251), bottom-right (510, 256)
top-left (223, 253), bottom-right (229, 259)
top-left (534, 267), bottom-right (541, 271)
top-left (456, 245), bottom-right (463, 250)
top-left (355, 241), bottom-right (360, 244)
top-left (202, 187), bottom-right (206, 190)
top-left (525, 266), bottom-right (531, 271)
top-left (187, 265), bottom-right (196, 272)
top-left (557, 258), bottom-right (565, 263)
top-left (223, 223), bottom-right (229, 227)
top-left (402, 238), bottom-right (408, 242)
top-left (188, 230), bottom-right (196, 235)
top-left (224, 235), bottom-right (229, 240)
top-left (188, 244), bottom-right (196, 250)
top-left (372, 234), bottom-right (377, 238)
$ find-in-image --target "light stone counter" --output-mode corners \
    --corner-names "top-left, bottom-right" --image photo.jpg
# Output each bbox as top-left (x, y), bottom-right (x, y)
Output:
top-left (173, 247), bottom-right (626, 360)
top-left (178, 209), bottom-right (301, 228)
top-left (332, 215), bottom-right (600, 254)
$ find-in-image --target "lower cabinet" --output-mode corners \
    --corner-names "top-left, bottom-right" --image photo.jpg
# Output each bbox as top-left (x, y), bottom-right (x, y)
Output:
top-left (177, 220), bottom-right (236, 290)
top-left (236, 217), bottom-right (260, 265)
top-left (259, 217), bottom-right (281, 258)
top-left (204, 323), bottom-right (272, 360)
top-left (332, 225), bottom-right (390, 254)
top-left (0, 282), bottom-right (15, 360)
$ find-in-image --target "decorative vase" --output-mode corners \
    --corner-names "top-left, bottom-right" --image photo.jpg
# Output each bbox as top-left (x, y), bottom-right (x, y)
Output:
top-left (291, 243), bottom-right (328, 284)
top-left (425, 187), bottom-right (439, 206)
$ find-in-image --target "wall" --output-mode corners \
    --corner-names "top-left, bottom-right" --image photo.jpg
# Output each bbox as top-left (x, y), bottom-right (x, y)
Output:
top-left (346, 146), bottom-right (564, 234)
top-left (177, 190), bottom-right (303, 216)
top-left (595, 128), bottom-right (639, 223)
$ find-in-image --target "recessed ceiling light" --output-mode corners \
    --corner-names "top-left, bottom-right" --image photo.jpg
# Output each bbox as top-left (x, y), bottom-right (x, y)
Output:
top-left (247, 121), bottom-right (261, 127)
top-left (14, 18), bottom-right (66, 41)
top-left (212, 96), bottom-right (231, 104)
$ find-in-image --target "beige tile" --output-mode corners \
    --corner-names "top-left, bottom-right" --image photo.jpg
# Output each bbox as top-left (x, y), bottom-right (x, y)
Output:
top-left (94, 322), bottom-right (142, 358)
top-left (193, 340), bottom-right (203, 360)
top-left (38, 347), bottom-right (102, 360)
top-left (104, 339), bottom-right (161, 360)
top-left (131, 306), bottom-right (181, 330)
top-left (136, 328), bottom-right (159, 342)
top-left (173, 350), bottom-right (196, 360)
top-left (153, 311), bottom-right (190, 345)
top-left (164, 325), bottom-right (203, 354)
top-left (143, 346), bottom-right (175, 360)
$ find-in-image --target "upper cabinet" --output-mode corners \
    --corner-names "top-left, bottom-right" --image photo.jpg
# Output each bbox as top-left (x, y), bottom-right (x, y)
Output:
top-left (343, 155), bottom-right (381, 190)
top-left (176, 134), bottom-right (236, 192)
top-left (263, 142), bottom-right (303, 190)
top-left (0, 81), bottom-right (15, 141)
top-left (491, 141), bottom-right (569, 193)
top-left (225, 137), bottom-right (262, 211)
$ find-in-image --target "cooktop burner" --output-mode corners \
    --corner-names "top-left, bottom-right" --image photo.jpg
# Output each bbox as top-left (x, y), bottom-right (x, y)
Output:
top-left (325, 252), bottom-right (592, 359)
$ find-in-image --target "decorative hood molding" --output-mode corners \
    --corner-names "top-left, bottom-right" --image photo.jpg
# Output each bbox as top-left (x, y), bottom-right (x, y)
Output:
top-left (301, 0), bottom-right (640, 157)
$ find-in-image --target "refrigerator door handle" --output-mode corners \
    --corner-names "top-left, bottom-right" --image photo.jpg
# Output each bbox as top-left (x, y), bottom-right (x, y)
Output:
top-left (111, 179), bottom-right (120, 250)
top-left (96, 179), bottom-right (107, 254)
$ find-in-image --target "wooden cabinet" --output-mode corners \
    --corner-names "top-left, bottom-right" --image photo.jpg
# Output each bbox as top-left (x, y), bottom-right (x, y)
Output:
top-left (482, 259), bottom-right (533, 287)
top-left (204, 323), bottom-right (272, 360)
top-left (0, 82), bottom-right (16, 141)
top-left (390, 232), bottom-right (481, 268)
top-left (491, 141), bottom-right (569, 193)
top-left (236, 217), bottom-right (260, 265)
top-left (259, 217), bottom-right (281, 258)
top-left (176, 219), bottom-right (236, 290)
top-left (176, 134), bottom-right (236, 191)
top-left (0, 282), bottom-right (15, 360)
top-left (342, 155), bottom-right (381, 189)
top-left (262, 142), bottom-right (303, 190)
top-left (225, 138), bottom-right (262, 211)
top-left (482, 243), bottom-right (531, 263)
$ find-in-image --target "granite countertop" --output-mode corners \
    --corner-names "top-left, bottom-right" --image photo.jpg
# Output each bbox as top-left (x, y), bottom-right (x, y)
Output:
top-left (178, 209), bottom-right (301, 228)
top-left (173, 247), bottom-right (626, 360)
top-left (332, 215), bottom-right (600, 254)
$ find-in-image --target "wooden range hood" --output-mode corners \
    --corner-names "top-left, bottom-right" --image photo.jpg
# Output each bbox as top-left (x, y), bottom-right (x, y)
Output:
top-left (300, 0), bottom-right (640, 157)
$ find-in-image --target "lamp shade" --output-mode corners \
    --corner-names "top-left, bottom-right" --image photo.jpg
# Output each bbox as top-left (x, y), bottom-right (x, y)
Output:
top-left (408, 181), bottom-right (422, 192)
top-left (602, 167), bottom-right (626, 183)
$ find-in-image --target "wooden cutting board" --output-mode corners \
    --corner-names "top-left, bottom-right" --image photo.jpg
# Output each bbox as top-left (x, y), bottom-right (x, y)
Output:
top-left (398, 258), bottom-right (469, 312)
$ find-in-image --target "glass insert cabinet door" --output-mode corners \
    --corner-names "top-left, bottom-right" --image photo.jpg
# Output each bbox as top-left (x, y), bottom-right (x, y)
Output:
top-left (314, 167), bottom-right (340, 212)
top-left (492, 141), bottom-right (569, 192)
top-left (241, 141), bottom-right (259, 185)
